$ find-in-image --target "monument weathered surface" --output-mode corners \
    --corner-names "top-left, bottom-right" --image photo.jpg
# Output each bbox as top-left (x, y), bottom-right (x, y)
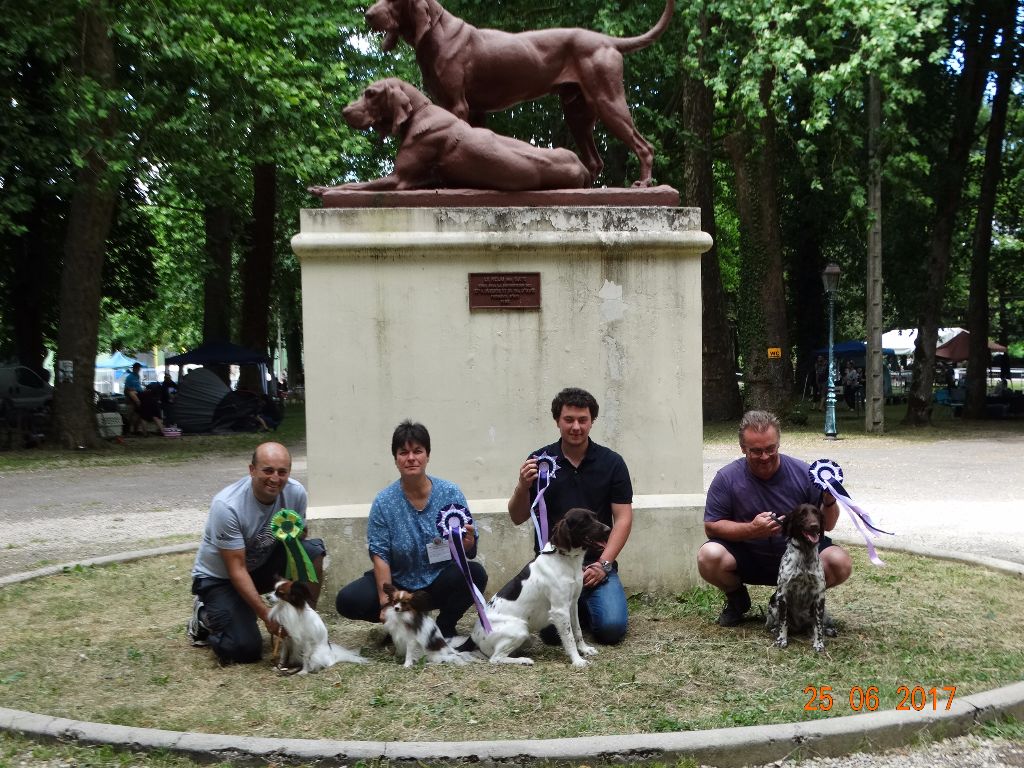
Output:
top-left (292, 192), bottom-right (711, 599)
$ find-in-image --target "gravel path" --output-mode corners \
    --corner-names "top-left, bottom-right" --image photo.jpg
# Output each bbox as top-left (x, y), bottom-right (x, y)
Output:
top-left (2, 430), bottom-right (1022, 766)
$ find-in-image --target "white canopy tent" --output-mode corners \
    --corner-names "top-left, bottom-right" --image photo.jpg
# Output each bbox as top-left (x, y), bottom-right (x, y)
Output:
top-left (881, 327), bottom-right (963, 356)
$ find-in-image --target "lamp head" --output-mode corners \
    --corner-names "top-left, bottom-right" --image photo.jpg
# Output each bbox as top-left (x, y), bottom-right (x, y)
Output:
top-left (822, 263), bottom-right (841, 293)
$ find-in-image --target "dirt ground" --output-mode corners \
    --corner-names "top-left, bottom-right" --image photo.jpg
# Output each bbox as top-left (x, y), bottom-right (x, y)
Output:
top-left (2, 430), bottom-right (1022, 577)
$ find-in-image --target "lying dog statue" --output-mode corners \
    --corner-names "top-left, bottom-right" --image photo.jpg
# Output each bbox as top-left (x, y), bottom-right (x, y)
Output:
top-left (364, 0), bottom-right (674, 186)
top-left (317, 78), bottom-right (589, 192)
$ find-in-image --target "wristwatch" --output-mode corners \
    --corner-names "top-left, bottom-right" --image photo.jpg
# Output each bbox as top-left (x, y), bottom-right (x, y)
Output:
top-left (599, 559), bottom-right (613, 574)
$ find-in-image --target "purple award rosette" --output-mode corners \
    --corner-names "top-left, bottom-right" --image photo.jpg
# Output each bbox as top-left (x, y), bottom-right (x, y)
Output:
top-left (529, 452), bottom-right (559, 550)
top-left (809, 459), bottom-right (894, 566)
top-left (436, 503), bottom-right (491, 633)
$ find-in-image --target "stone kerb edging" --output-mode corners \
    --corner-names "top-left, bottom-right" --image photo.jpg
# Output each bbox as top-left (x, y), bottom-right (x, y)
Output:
top-left (2, 544), bottom-right (1023, 767)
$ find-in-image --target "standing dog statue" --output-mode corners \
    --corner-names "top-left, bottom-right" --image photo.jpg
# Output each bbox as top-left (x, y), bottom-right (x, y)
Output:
top-left (364, 0), bottom-right (674, 186)
top-left (766, 504), bottom-right (836, 652)
top-left (468, 507), bottom-right (610, 667)
top-left (318, 78), bottom-right (589, 192)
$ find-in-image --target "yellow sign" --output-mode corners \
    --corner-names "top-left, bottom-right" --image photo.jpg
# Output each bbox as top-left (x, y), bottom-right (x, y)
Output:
top-left (767, 347), bottom-right (782, 359)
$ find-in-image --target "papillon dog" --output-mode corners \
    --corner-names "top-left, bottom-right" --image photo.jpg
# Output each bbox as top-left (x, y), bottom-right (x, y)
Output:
top-left (381, 583), bottom-right (475, 667)
top-left (268, 579), bottom-right (367, 674)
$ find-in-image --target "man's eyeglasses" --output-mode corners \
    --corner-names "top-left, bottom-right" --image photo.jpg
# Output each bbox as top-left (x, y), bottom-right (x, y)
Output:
top-left (745, 445), bottom-right (779, 458)
top-left (257, 466), bottom-right (289, 477)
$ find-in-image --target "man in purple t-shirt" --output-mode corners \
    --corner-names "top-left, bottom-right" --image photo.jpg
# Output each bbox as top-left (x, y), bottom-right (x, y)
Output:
top-left (698, 410), bottom-right (852, 627)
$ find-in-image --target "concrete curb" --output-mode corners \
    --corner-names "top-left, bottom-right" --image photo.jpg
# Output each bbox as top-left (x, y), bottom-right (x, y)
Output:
top-left (1, 545), bottom-right (1023, 766)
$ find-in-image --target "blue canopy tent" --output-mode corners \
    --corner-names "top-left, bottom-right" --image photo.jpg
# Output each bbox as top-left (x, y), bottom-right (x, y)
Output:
top-left (165, 341), bottom-right (270, 367)
top-left (95, 351), bottom-right (141, 370)
top-left (164, 342), bottom-right (273, 432)
top-left (165, 341), bottom-right (271, 394)
top-left (811, 340), bottom-right (897, 358)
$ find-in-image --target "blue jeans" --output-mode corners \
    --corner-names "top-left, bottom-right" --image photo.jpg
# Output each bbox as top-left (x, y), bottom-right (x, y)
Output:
top-left (541, 569), bottom-right (628, 645)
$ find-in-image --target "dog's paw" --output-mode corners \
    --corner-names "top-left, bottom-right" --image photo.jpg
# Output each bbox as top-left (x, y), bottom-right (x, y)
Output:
top-left (579, 642), bottom-right (598, 657)
top-left (571, 657), bottom-right (591, 669)
top-left (813, 641), bottom-right (826, 653)
top-left (774, 636), bottom-right (788, 649)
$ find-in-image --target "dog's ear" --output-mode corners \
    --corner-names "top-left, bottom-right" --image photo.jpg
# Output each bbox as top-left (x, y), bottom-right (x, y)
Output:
top-left (383, 583), bottom-right (396, 598)
top-left (290, 580), bottom-right (312, 607)
top-left (410, 0), bottom-right (441, 45)
top-left (409, 590), bottom-right (433, 612)
top-left (780, 511), bottom-right (794, 537)
top-left (550, 517), bottom-right (572, 551)
top-left (385, 82), bottom-right (415, 135)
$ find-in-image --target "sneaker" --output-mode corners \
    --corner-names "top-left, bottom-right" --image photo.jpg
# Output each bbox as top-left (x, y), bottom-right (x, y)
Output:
top-left (187, 596), bottom-right (210, 647)
top-left (717, 584), bottom-right (751, 627)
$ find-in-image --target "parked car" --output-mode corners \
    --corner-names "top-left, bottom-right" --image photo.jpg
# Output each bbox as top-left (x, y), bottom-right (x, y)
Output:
top-left (0, 365), bottom-right (54, 414)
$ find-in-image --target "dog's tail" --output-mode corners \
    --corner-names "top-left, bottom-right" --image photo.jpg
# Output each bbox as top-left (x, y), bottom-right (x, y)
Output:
top-left (613, 0), bottom-right (674, 53)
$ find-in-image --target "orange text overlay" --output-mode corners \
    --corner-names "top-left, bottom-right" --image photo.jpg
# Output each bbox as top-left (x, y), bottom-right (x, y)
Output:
top-left (803, 685), bottom-right (957, 712)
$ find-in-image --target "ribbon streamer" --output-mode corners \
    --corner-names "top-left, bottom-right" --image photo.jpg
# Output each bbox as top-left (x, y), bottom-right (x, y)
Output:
top-left (529, 452), bottom-right (559, 550)
top-left (808, 459), bottom-right (894, 566)
top-left (270, 509), bottom-right (318, 583)
top-left (437, 503), bottom-right (492, 634)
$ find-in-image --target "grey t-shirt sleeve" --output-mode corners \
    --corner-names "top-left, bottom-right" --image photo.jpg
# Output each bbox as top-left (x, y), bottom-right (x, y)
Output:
top-left (207, 497), bottom-right (245, 550)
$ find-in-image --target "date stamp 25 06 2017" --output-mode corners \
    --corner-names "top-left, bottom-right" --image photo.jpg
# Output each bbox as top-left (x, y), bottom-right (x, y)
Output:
top-left (803, 685), bottom-right (957, 712)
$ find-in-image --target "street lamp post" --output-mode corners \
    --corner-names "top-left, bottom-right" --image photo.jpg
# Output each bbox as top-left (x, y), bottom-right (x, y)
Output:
top-left (822, 264), bottom-right (842, 439)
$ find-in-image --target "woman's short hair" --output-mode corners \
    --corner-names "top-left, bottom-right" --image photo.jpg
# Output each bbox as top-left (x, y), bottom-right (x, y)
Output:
top-left (391, 420), bottom-right (431, 456)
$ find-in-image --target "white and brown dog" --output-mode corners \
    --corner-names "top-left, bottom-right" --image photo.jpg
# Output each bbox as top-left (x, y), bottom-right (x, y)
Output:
top-left (323, 78), bottom-right (590, 192)
top-left (268, 579), bottom-right (367, 674)
top-left (469, 507), bottom-right (610, 667)
top-left (381, 583), bottom-right (475, 667)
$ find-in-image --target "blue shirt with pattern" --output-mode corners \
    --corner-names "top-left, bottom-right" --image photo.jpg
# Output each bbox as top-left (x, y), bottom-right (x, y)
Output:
top-left (367, 475), bottom-right (472, 590)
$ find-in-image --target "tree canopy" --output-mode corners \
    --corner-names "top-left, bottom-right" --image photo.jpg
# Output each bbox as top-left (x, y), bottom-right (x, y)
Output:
top-left (1, 0), bottom-right (1021, 443)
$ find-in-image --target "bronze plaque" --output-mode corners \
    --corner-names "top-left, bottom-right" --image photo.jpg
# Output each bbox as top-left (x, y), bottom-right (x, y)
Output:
top-left (469, 272), bottom-right (541, 310)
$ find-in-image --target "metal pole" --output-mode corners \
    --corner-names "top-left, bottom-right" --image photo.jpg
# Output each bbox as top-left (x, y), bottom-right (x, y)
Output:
top-left (825, 288), bottom-right (838, 439)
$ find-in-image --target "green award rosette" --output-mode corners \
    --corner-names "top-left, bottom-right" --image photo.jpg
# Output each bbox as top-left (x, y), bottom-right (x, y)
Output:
top-left (270, 509), bottom-right (318, 583)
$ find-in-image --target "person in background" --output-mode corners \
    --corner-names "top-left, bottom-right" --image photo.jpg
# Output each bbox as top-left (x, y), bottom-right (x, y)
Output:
top-left (124, 362), bottom-right (144, 435)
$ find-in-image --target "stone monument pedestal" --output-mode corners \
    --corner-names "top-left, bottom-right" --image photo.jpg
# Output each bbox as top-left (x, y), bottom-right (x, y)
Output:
top-left (291, 189), bottom-right (712, 600)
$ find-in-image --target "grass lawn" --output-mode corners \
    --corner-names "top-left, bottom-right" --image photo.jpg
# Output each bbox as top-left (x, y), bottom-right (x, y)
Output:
top-left (1, 548), bottom-right (1021, 743)
top-left (0, 404), bottom-right (307, 472)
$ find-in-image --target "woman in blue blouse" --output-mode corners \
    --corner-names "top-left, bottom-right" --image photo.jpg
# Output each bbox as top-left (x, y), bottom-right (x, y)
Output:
top-left (335, 420), bottom-right (488, 638)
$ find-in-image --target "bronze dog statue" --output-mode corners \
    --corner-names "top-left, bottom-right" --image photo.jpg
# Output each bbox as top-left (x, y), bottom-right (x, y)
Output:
top-left (325, 78), bottom-right (589, 191)
top-left (364, 0), bottom-right (674, 187)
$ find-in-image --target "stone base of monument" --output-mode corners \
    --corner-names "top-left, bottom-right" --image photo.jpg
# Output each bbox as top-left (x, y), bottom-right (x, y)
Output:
top-left (292, 189), bottom-right (712, 599)
top-left (310, 494), bottom-right (706, 600)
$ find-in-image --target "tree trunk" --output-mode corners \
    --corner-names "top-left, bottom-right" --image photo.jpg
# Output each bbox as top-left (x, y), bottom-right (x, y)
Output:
top-left (52, 0), bottom-right (120, 449)
top-left (787, 175), bottom-right (826, 405)
top-left (726, 74), bottom-right (792, 414)
top-left (238, 161), bottom-right (277, 392)
top-left (965, 0), bottom-right (1015, 419)
top-left (11, 197), bottom-right (57, 378)
top-left (682, 55), bottom-right (742, 422)
top-left (903, 2), bottom-right (995, 425)
top-left (201, 201), bottom-right (234, 387)
top-left (865, 74), bottom-right (884, 433)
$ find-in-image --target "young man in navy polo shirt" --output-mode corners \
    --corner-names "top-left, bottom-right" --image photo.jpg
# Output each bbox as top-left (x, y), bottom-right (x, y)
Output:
top-left (508, 387), bottom-right (633, 644)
